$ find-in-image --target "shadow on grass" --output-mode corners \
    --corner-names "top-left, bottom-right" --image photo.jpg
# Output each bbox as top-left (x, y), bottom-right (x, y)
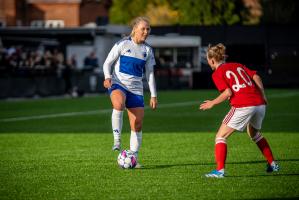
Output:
top-left (244, 198), bottom-right (299, 200)
top-left (226, 173), bottom-right (299, 178)
top-left (140, 159), bottom-right (299, 171)
top-left (141, 162), bottom-right (214, 170)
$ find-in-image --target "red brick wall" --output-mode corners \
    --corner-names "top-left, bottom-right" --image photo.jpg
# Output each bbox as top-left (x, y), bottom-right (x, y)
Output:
top-left (27, 3), bottom-right (80, 27)
top-left (0, 0), bottom-right (17, 26)
top-left (80, 0), bottom-right (111, 26)
top-left (0, 0), bottom-right (111, 27)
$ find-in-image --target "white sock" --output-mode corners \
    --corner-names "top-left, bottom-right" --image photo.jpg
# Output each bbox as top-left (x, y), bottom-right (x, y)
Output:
top-left (111, 109), bottom-right (123, 144)
top-left (130, 130), bottom-right (142, 154)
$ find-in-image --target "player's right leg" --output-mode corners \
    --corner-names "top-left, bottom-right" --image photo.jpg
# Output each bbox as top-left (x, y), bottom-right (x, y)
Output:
top-left (206, 123), bottom-right (235, 178)
top-left (110, 87), bottom-right (126, 151)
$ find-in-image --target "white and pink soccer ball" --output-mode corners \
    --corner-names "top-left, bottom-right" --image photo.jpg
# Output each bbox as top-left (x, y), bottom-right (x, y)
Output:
top-left (117, 150), bottom-right (137, 169)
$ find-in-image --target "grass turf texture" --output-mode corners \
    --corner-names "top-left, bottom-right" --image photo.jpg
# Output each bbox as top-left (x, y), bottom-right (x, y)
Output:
top-left (0, 89), bottom-right (299, 199)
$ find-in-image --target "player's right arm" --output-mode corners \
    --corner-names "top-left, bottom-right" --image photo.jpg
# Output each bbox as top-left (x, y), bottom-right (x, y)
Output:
top-left (103, 43), bottom-right (121, 88)
top-left (200, 88), bottom-right (232, 110)
top-left (252, 74), bottom-right (267, 104)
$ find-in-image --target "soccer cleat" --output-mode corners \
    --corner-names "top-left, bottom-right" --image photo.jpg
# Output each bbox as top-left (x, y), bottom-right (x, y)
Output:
top-left (205, 170), bottom-right (225, 178)
top-left (128, 150), bottom-right (142, 168)
top-left (112, 143), bottom-right (121, 151)
top-left (135, 163), bottom-right (143, 169)
top-left (266, 161), bottom-right (280, 173)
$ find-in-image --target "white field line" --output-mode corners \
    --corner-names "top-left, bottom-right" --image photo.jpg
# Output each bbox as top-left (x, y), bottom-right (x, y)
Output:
top-left (1, 91), bottom-right (299, 122)
top-left (267, 92), bottom-right (299, 98)
top-left (0, 101), bottom-right (198, 122)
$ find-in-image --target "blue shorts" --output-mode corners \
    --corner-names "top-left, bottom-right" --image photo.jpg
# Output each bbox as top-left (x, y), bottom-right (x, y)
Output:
top-left (108, 84), bottom-right (144, 108)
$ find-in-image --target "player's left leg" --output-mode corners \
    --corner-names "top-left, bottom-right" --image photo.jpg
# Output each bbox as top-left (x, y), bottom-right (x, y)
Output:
top-left (127, 107), bottom-right (144, 153)
top-left (247, 105), bottom-right (279, 172)
top-left (127, 107), bottom-right (144, 168)
top-left (247, 124), bottom-right (279, 172)
top-left (124, 90), bottom-right (145, 168)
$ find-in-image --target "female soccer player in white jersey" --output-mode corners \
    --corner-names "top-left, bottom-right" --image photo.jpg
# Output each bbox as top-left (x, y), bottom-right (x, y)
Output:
top-left (103, 17), bottom-right (157, 167)
top-left (200, 43), bottom-right (279, 178)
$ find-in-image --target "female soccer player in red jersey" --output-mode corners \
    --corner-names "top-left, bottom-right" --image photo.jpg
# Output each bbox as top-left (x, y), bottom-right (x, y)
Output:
top-left (200, 43), bottom-right (279, 178)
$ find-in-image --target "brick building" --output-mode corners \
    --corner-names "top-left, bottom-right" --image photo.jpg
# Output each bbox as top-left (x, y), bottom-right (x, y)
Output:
top-left (0, 0), bottom-right (111, 27)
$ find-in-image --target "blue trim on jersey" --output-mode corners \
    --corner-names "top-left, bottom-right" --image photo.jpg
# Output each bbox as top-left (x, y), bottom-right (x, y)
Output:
top-left (119, 55), bottom-right (146, 77)
top-left (108, 84), bottom-right (144, 108)
top-left (144, 41), bottom-right (153, 49)
top-left (116, 37), bottom-right (131, 45)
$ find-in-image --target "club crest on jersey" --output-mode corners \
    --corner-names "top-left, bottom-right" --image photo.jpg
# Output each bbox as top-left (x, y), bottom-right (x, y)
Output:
top-left (143, 52), bottom-right (147, 58)
top-left (113, 129), bottom-right (120, 133)
top-left (126, 49), bottom-right (131, 53)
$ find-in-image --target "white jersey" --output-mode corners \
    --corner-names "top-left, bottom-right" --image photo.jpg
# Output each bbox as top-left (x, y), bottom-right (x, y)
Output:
top-left (103, 37), bottom-right (157, 97)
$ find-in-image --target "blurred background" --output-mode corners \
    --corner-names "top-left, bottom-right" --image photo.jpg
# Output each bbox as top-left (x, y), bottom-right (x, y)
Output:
top-left (0, 0), bottom-right (298, 99)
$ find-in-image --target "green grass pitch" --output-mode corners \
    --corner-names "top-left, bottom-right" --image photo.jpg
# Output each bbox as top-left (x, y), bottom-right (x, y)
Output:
top-left (0, 89), bottom-right (299, 199)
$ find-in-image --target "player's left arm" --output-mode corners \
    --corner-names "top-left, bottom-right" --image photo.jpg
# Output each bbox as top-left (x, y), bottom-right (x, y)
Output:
top-left (199, 88), bottom-right (232, 110)
top-left (145, 48), bottom-right (158, 110)
top-left (252, 74), bottom-right (267, 104)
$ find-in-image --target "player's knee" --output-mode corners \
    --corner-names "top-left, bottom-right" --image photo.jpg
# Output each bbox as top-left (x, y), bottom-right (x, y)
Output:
top-left (113, 102), bottom-right (125, 110)
top-left (134, 119), bottom-right (143, 130)
top-left (130, 116), bottom-right (142, 131)
top-left (215, 137), bottom-right (227, 144)
top-left (251, 131), bottom-right (264, 143)
top-left (216, 132), bottom-right (230, 140)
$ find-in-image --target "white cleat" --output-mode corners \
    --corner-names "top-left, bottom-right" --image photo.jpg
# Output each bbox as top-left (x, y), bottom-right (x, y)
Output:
top-left (205, 170), bottom-right (225, 178)
top-left (266, 161), bottom-right (280, 173)
top-left (135, 163), bottom-right (143, 169)
top-left (112, 143), bottom-right (121, 151)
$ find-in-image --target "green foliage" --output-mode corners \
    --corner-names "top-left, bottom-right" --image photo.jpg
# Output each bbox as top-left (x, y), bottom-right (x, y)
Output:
top-left (171, 0), bottom-right (240, 25)
top-left (109, 0), bottom-right (148, 25)
top-left (173, 0), bottom-right (240, 25)
top-left (109, 0), bottom-right (240, 25)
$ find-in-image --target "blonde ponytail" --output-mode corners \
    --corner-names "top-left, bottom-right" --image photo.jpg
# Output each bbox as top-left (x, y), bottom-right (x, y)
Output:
top-left (207, 43), bottom-right (226, 62)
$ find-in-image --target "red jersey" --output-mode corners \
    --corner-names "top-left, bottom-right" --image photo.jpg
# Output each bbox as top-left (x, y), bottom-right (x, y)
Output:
top-left (212, 62), bottom-right (266, 108)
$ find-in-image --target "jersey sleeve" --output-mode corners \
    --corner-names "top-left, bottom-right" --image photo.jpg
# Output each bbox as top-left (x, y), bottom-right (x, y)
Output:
top-left (212, 71), bottom-right (229, 92)
top-left (242, 65), bottom-right (257, 78)
top-left (103, 43), bottom-right (121, 79)
top-left (145, 48), bottom-right (156, 71)
top-left (145, 48), bottom-right (157, 97)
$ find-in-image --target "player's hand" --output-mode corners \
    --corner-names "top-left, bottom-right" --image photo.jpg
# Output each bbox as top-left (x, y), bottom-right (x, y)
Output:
top-left (150, 97), bottom-right (158, 110)
top-left (103, 78), bottom-right (112, 89)
top-left (263, 94), bottom-right (268, 105)
top-left (199, 100), bottom-right (214, 110)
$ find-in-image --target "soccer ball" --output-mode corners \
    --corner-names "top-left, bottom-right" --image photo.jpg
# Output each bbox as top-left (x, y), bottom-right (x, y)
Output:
top-left (117, 150), bottom-right (137, 169)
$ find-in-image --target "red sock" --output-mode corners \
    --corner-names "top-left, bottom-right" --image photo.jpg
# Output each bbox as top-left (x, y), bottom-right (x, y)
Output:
top-left (215, 141), bottom-right (227, 171)
top-left (256, 138), bottom-right (274, 164)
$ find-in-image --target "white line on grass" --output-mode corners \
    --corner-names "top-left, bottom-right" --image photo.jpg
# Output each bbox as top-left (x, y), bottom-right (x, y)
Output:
top-left (267, 91), bottom-right (299, 98)
top-left (0, 101), bottom-right (199, 122)
top-left (1, 91), bottom-right (299, 122)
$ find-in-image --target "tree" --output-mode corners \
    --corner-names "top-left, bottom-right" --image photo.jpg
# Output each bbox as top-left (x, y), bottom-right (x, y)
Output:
top-left (145, 3), bottom-right (179, 25)
top-left (171, 0), bottom-right (240, 25)
top-left (109, 0), bottom-right (148, 25)
top-left (109, 0), bottom-right (240, 25)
